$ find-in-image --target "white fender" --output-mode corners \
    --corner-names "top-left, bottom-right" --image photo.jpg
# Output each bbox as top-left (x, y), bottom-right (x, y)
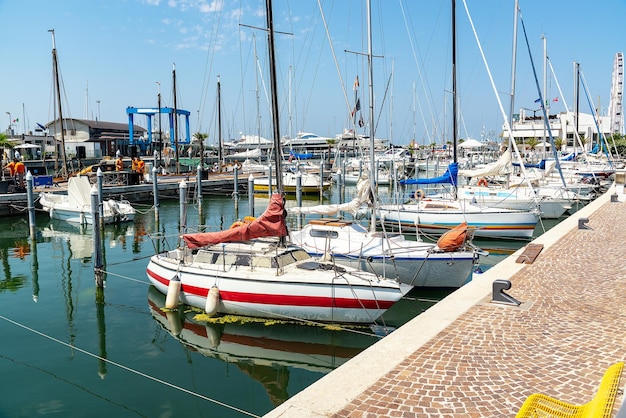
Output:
top-left (204, 286), bottom-right (220, 316)
top-left (165, 274), bottom-right (181, 309)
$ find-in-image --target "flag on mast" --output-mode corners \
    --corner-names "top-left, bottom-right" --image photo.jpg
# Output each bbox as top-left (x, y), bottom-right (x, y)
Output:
top-left (353, 75), bottom-right (359, 90)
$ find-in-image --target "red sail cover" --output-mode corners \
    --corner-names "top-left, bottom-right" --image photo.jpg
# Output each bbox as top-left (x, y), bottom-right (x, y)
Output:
top-left (183, 194), bottom-right (288, 249)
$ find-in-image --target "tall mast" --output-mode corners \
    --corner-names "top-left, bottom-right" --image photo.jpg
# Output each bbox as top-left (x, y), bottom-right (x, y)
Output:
top-left (508, 0), bottom-right (519, 137)
top-left (217, 75), bottom-right (223, 170)
top-left (366, 0), bottom-right (377, 232)
top-left (173, 63), bottom-right (180, 174)
top-left (265, 0), bottom-right (283, 194)
top-left (49, 29), bottom-right (68, 179)
top-left (157, 81), bottom-right (162, 168)
top-left (451, 0), bottom-right (458, 166)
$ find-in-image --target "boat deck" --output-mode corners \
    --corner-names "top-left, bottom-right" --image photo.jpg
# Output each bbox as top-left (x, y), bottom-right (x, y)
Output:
top-left (266, 185), bottom-right (626, 417)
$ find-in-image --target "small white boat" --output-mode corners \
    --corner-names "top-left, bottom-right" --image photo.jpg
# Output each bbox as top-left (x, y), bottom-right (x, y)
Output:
top-left (290, 219), bottom-right (482, 288)
top-left (39, 176), bottom-right (135, 225)
top-left (254, 171), bottom-right (331, 194)
top-left (146, 194), bottom-right (410, 324)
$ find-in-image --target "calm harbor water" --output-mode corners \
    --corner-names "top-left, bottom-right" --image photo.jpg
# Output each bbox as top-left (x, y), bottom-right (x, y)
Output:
top-left (0, 185), bottom-right (577, 417)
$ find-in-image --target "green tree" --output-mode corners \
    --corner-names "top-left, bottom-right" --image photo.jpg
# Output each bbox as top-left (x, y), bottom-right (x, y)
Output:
top-left (0, 133), bottom-right (14, 165)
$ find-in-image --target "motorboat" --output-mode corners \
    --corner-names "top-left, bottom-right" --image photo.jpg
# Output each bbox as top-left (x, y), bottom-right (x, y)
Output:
top-left (39, 176), bottom-right (135, 225)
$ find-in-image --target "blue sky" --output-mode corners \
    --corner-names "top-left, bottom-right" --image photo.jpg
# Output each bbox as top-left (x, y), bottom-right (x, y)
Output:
top-left (1, 0), bottom-right (624, 147)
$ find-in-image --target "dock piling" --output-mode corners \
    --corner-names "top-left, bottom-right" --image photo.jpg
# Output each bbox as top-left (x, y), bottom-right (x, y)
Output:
top-left (96, 168), bottom-right (104, 230)
top-left (248, 174), bottom-right (255, 218)
top-left (90, 187), bottom-right (104, 288)
top-left (196, 164), bottom-right (203, 218)
top-left (152, 166), bottom-right (160, 222)
top-left (26, 171), bottom-right (36, 239)
top-left (233, 166), bottom-right (239, 211)
top-left (179, 180), bottom-right (188, 235)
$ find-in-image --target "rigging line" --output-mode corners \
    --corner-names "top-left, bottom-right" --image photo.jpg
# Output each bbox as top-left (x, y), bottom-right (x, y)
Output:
top-left (0, 315), bottom-right (260, 418)
top-left (97, 269), bottom-right (150, 285)
top-left (459, 0), bottom-right (535, 194)
top-left (546, 57), bottom-right (570, 113)
top-left (398, 0), bottom-right (439, 145)
top-left (579, 70), bottom-right (617, 162)
top-left (316, 0), bottom-right (352, 123)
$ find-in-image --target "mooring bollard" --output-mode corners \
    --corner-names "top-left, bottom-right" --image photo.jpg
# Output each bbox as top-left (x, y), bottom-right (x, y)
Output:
top-left (179, 180), bottom-right (188, 235)
top-left (26, 171), bottom-right (36, 239)
top-left (152, 166), bottom-right (160, 222)
top-left (91, 186), bottom-right (104, 288)
top-left (96, 168), bottom-right (104, 230)
top-left (248, 174), bottom-right (255, 218)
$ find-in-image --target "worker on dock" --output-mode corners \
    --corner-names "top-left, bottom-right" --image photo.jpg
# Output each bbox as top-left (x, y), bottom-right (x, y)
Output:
top-left (3, 158), bottom-right (16, 178)
top-left (14, 158), bottom-right (26, 187)
top-left (135, 156), bottom-right (145, 174)
top-left (116, 156), bottom-right (124, 171)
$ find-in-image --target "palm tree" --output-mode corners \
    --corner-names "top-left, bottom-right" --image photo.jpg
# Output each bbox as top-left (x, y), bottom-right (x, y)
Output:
top-left (0, 132), bottom-right (14, 164)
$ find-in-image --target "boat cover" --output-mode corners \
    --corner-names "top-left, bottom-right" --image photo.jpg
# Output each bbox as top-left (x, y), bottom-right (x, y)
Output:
top-left (400, 162), bottom-right (458, 186)
top-left (183, 193), bottom-right (288, 249)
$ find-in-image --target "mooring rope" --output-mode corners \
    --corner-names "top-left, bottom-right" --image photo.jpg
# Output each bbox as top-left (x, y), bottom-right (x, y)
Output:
top-left (0, 314), bottom-right (260, 417)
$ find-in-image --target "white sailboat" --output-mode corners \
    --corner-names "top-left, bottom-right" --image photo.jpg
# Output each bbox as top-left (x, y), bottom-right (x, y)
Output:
top-left (377, 0), bottom-right (540, 240)
top-left (146, 0), bottom-right (409, 325)
top-left (289, 0), bottom-right (483, 288)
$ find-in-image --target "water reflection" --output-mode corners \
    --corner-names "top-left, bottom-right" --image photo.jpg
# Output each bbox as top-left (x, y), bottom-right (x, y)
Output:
top-left (147, 286), bottom-right (376, 407)
top-left (0, 218), bottom-right (30, 293)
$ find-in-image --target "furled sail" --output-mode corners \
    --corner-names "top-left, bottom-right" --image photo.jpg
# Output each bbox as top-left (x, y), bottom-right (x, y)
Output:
top-left (183, 194), bottom-right (288, 249)
top-left (287, 176), bottom-right (370, 216)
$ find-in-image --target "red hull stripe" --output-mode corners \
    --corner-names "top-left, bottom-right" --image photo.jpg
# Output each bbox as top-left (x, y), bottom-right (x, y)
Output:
top-left (147, 268), bottom-right (396, 310)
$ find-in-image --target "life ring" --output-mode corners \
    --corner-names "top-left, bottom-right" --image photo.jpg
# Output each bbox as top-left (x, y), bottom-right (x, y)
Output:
top-left (477, 178), bottom-right (488, 187)
top-left (415, 189), bottom-right (425, 199)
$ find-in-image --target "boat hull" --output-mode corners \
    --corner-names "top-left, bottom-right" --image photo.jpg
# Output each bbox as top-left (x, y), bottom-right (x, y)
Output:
top-left (146, 251), bottom-right (408, 324)
top-left (378, 204), bottom-right (539, 240)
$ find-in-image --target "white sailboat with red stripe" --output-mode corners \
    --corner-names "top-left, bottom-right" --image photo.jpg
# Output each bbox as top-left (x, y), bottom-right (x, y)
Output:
top-left (146, 194), bottom-right (410, 324)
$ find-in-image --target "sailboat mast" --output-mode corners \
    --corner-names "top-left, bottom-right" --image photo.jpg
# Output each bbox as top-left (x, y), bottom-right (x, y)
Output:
top-left (265, 0), bottom-right (283, 194)
top-left (217, 75), bottom-right (223, 170)
top-left (451, 0), bottom-right (458, 166)
top-left (367, 0), bottom-right (377, 232)
top-left (49, 29), bottom-right (68, 179)
top-left (508, 0), bottom-right (519, 133)
top-left (173, 63), bottom-right (180, 174)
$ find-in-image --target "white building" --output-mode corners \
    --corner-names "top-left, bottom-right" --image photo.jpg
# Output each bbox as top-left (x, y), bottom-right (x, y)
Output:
top-left (46, 118), bottom-right (146, 159)
top-left (502, 110), bottom-right (612, 152)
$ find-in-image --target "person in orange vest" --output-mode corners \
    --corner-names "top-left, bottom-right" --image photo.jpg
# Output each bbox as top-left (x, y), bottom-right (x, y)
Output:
top-left (3, 159), bottom-right (16, 177)
top-left (135, 156), bottom-right (145, 174)
top-left (116, 156), bottom-right (124, 171)
top-left (131, 157), bottom-right (138, 173)
top-left (14, 159), bottom-right (26, 187)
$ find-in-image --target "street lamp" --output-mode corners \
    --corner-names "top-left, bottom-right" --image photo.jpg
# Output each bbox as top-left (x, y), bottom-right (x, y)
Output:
top-left (96, 100), bottom-right (101, 121)
top-left (5, 112), bottom-right (11, 133)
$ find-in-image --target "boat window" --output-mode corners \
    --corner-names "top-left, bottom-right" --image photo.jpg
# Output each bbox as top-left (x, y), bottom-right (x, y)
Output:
top-left (251, 256), bottom-right (273, 268)
top-left (216, 254), bottom-right (237, 266)
top-left (291, 249), bottom-right (311, 261)
top-left (309, 229), bottom-right (339, 239)
top-left (194, 251), bottom-right (217, 264)
top-left (235, 254), bottom-right (251, 266)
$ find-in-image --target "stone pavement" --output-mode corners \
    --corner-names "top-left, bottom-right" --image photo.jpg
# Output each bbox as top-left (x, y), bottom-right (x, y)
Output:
top-left (266, 185), bottom-right (626, 417)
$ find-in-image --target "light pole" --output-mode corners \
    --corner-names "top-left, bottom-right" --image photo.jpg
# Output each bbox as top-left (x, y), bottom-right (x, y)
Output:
top-left (5, 111), bottom-right (11, 134)
top-left (96, 100), bottom-right (101, 121)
